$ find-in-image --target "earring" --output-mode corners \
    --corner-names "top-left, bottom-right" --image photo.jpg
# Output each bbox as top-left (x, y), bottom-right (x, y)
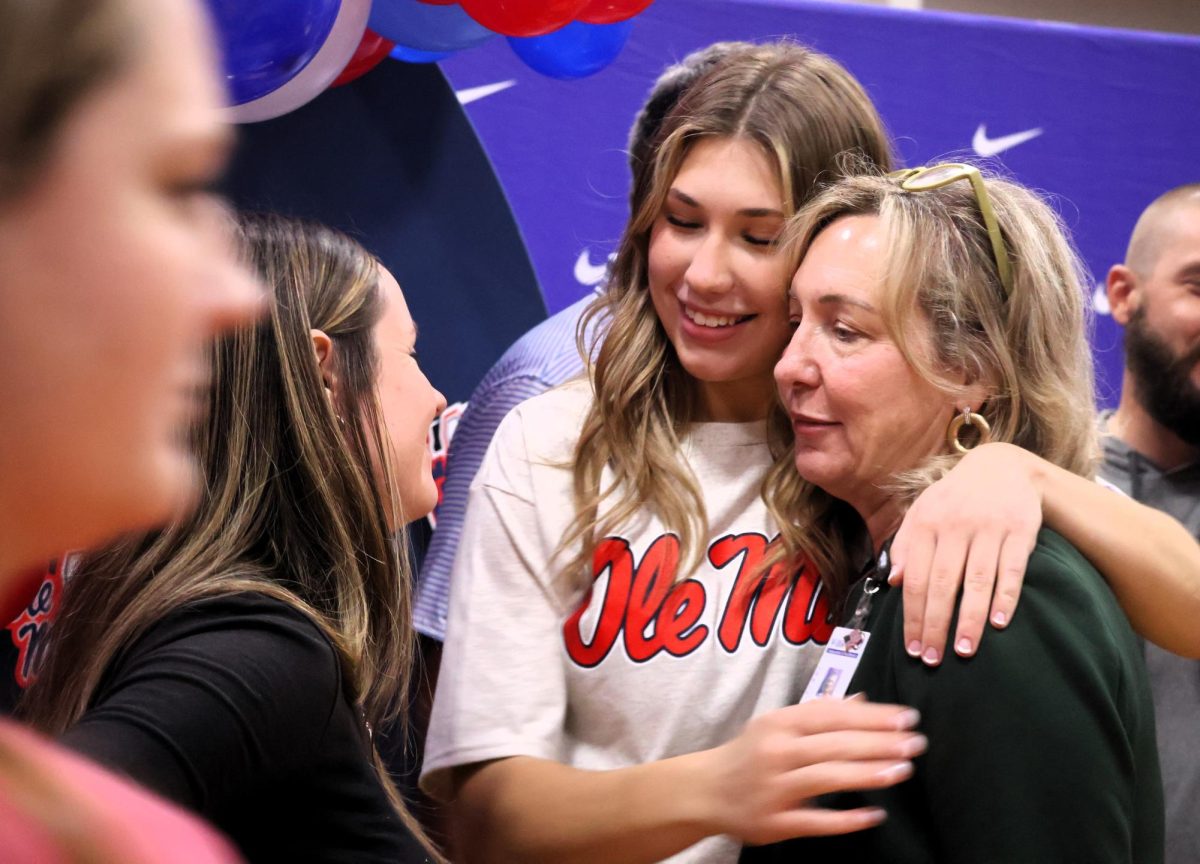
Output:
top-left (946, 406), bottom-right (991, 454)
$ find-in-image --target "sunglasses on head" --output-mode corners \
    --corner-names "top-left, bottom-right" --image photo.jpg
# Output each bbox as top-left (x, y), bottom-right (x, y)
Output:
top-left (888, 163), bottom-right (1014, 299)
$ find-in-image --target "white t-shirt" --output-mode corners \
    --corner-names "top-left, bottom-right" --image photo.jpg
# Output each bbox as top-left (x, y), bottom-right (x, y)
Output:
top-left (422, 380), bottom-right (834, 864)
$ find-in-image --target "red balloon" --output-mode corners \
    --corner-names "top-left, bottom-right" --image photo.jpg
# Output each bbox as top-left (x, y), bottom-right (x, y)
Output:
top-left (331, 28), bottom-right (396, 87)
top-left (577, 0), bottom-right (653, 24)
top-left (461, 0), bottom-right (589, 37)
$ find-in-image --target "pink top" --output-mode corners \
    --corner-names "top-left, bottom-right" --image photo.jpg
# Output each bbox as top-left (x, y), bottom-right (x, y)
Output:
top-left (0, 720), bottom-right (241, 863)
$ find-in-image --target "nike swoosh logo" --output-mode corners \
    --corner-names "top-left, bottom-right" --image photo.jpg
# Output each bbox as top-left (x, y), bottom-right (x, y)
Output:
top-left (456, 80), bottom-right (517, 106)
top-left (972, 124), bottom-right (1043, 157)
top-left (574, 249), bottom-right (614, 286)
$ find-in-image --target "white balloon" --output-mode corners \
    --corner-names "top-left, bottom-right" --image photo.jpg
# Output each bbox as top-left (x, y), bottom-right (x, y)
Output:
top-left (227, 0), bottom-right (372, 124)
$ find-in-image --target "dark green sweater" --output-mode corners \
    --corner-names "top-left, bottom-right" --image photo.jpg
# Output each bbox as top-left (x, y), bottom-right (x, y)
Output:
top-left (742, 529), bottom-right (1163, 864)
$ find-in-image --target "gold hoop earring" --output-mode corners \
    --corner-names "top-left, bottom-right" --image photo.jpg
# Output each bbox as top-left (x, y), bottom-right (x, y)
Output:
top-left (946, 406), bottom-right (991, 454)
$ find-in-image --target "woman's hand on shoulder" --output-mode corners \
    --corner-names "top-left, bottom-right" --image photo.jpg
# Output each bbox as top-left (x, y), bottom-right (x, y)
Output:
top-left (702, 698), bottom-right (925, 846)
top-left (890, 442), bottom-right (1043, 666)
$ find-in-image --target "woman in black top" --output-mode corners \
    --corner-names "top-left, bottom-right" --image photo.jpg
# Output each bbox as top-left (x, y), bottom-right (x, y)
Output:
top-left (22, 212), bottom-right (446, 863)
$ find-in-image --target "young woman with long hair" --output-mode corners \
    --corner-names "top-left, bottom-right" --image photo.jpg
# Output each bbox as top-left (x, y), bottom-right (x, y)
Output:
top-left (423, 42), bottom-right (1200, 864)
top-left (23, 213), bottom-right (446, 863)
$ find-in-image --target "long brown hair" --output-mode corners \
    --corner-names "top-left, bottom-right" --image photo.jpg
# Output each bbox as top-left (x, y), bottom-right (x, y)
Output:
top-left (23, 212), bottom-right (441, 858)
top-left (562, 41), bottom-right (894, 586)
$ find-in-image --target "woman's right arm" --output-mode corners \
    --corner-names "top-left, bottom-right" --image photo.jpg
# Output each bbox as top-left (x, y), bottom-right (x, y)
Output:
top-left (890, 442), bottom-right (1200, 660)
top-left (451, 699), bottom-right (925, 864)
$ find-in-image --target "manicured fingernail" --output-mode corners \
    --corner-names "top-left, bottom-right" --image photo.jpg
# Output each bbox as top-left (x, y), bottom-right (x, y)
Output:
top-left (877, 761), bottom-right (913, 783)
top-left (888, 565), bottom-right (901, 585)
top-left (922, 646), bottom-right (940, 666)
top-left (992, 611), bottom-right (1008, 627)
top-left (906, 640), bottom-right (922, 657)
top-left (955, 637), bottom-right (973, 656)
top-left (861, 807), bottom-right (888, 825)
top-left (901, 734), bottom-right (928, 757)
top-left (895, 709), bottom-right (921, 729)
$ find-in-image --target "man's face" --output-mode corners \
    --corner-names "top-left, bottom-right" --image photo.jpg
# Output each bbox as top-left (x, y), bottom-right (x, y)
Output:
top-left (1124, 204), bottom-right (1200, 446)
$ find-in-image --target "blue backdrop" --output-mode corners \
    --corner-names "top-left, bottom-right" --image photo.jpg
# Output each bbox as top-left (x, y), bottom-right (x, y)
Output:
top-left (223, 59), bottom-right (545, 408)
top-left (439, 0), bottom-right (1200, 405)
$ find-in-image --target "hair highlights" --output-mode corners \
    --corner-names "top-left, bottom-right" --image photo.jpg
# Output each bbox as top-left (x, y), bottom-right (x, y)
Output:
top-left (766, 166), bottom-right (1098, 602)
top-left (24, 213), bottom-right (441, 859)
top-left (562, 41), bottom-right (893, 588)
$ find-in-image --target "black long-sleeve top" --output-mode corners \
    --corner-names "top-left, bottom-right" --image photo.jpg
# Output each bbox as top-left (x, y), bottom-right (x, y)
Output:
top-left (62, 592), bottom-right (431, 864)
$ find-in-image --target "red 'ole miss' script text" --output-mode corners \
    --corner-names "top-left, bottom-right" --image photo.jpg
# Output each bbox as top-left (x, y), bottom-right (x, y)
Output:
top-left (563, 532), bottom-right (832, 667)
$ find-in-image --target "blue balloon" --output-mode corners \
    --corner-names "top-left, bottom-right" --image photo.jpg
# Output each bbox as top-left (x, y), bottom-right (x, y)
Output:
top-left (205, 0), bottom-right (341, 105)
top-left (507, 19), bottom-right (633, 80)
top-left (389, 44), bottom-right (453, 64)
top-left (369, 0), bottom-right (494, 54)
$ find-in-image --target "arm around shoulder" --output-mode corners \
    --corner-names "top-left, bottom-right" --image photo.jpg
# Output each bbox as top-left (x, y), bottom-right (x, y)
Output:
top-left (893, 533), bottom-right (1162, 863)
top-left (1032, 452), bottom-right (1200, 657)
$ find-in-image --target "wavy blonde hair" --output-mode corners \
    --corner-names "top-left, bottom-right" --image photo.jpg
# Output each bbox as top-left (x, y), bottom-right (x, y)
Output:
top-left (23, 213), bottom-right (442, 860)
top-left (765, 166), bottom-right (1098, 603)
top-left (559, 41), bottom-right (893, 587)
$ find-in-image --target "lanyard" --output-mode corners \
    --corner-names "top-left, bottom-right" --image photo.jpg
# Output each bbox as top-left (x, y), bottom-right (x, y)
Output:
top-left (847, 540), bottom-right (891, 632)
top-left (799, 539), bottom-right (892, 703)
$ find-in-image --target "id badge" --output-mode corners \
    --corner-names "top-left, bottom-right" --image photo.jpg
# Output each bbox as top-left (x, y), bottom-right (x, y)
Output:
top-left (799, 626), bottom-right (871, 702)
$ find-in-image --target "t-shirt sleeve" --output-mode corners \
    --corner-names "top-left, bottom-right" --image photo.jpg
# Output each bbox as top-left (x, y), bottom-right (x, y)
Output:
top-left (415, 373), bottom-right (558, 641)
top-left (60, 594), bottom-right (345, 817)
top-left (890, 540), bottom-right (1153, 862)
top-left (419, 405), bottom-right (571, 802)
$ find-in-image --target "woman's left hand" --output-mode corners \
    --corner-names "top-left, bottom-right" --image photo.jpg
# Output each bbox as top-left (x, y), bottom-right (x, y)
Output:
top-left (889, 442), bottom-right (1043, 666)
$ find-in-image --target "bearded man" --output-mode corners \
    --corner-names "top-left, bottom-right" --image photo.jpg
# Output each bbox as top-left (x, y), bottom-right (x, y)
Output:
top-left (1102, 183), bottom-right (1200, 864)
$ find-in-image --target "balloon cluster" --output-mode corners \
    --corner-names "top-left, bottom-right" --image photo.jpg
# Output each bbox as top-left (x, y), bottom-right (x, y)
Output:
top-left (206, 0), bottom-right (652, 122)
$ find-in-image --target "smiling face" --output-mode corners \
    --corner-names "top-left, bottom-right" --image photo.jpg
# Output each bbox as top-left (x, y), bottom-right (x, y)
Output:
top-left (0, 0), bottom-right (262, 571)
top-left (775, 215), bottom-right (963, 533)
top-left (647, 136), bottom-right (792, 422)
top-left (372, 267), bottom-right (447, 529)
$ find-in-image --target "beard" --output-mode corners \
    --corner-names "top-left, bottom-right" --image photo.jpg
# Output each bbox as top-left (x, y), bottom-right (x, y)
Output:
top-left (1124, 304), bottom-right (1200, 447)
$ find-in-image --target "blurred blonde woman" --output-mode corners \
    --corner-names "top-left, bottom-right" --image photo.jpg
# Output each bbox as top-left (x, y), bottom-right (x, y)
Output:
top-left (0, 0), bottom-right (260, 860)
